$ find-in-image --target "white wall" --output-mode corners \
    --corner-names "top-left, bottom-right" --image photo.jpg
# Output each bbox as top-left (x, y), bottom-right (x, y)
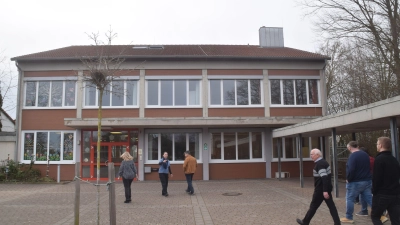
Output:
top-left (1, 111), bottom-right (15, 132)
top-left (0, 141), bottom-right (15, 161)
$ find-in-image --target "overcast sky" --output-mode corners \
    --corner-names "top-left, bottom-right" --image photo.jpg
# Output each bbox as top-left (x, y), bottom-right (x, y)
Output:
top-left (0, 0), bottom-right (320, 118)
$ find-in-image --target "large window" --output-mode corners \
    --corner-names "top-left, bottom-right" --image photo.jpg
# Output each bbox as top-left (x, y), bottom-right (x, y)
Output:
top-left (146, 80), bottom-right (201, 107)
top-left (146, 132), bottom-right (201, 162)
top-left (24, 81), bottom-right (76, 107)
top-left (270, 79), bottom-right (319, 105)
top-left (22, 131), bottom-right (75, 162)
top-left (210, 131), bottom-right (263, 161)
top-left (84, 80), bottom-right (138, 107)
top-left (272, 137), bottom-right (319, 159)
top-left (209, 80), bottom-right (262, 106)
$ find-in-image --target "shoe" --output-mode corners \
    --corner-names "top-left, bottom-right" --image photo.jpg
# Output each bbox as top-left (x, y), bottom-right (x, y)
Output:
top-left (296, 218), bottom-right (305, 225)
top-left (164, 193), bottom-right (169, 197)
top-left (189, 192), bottom-right (195, 195)
top-left (356, 211), bottom-right (368, 216)
top-left (340, 218), bottom-right (354, 224)
top-left (381, 216), bottom-right (388, 223)
top-left (185, 189), bottom-right (190, 193)
top-left (124, 200), bottom-right (130, 203)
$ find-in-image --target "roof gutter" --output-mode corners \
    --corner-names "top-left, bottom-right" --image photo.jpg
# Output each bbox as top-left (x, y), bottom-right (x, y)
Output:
top-left (14, 62), bottom-right (22, 162)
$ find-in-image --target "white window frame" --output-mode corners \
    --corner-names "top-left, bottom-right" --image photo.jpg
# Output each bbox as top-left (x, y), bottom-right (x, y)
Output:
top-left (272, 137), bottom-right (316, 162)
top-left (20, 130), bottom-right (77, 164)
top-left (208, 79), bottom-right (264, 107)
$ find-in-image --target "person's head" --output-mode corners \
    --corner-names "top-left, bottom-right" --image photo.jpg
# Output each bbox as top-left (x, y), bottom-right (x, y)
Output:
top-left (347, 141), bottom-right (358, 152)
top-left (120, 151), bottom-right (133, 161)
top-left (310, 149), bottom-right (322, 162)
top-left (163, 152), bottom-right (169, 159)
top-left (377, 137), bottom-right (391, 152)
top-left (184, 151), bottom-right (191, 158)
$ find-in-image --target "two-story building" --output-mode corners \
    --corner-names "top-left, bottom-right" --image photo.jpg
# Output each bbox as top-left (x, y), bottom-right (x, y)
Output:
top-left (11, 27), bottom-right (329, 181)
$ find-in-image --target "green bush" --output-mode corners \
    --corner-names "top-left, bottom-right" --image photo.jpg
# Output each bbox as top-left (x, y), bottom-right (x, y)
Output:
top-left (0, 160), bottom-right (42, 182)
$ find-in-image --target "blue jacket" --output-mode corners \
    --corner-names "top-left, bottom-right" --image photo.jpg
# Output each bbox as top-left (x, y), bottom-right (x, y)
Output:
top-left (158, 158), bottom-right (172, 174)
top-left (346, 150), bottom-right (371, 182)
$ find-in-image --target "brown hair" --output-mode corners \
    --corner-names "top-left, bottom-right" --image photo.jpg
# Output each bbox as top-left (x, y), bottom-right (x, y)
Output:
top-left (347, 141), bottom-right (358, 148)
top-left (378, 137), bottom-right (391, 150)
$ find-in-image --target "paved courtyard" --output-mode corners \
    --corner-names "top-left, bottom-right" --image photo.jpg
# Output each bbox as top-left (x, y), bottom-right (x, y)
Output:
top-left (0, 177), bottom-right (391, 225)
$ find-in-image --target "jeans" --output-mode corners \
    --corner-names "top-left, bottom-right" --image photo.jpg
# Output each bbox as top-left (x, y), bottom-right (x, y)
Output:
top-left (122, 178), bottom-right (133, 201)
top-left (185, 173), bottom-right (194, 194)
top-left (346, 180), bottom-right (372, 220)
top-left (371, 194), bottom-right (400, 225)
top-left (302, 190), bottom-right (341, 225)
top-left (159, 173), bottom-right (169, 195)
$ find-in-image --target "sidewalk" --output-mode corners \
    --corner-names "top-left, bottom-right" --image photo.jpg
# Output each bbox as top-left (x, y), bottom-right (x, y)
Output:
top-left (0, 177), bottom-right (389, 225)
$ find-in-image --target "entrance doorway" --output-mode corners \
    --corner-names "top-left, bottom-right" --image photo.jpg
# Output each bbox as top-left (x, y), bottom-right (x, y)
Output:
top-left (81, 130), bottom-right (138, 180)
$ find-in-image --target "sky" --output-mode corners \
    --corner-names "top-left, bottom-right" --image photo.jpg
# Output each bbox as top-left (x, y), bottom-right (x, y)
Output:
top-left (0, 0), bottom-right (320, 119)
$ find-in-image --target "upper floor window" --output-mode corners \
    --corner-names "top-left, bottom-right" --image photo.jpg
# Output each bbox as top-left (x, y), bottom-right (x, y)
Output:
top-left (209, 80), bottom-right (262, 106)
top-left (146, 80), bottom-right (201, 107)
top-left (270, 79), bottom-right (319, 106)
top-left (25, 81), bottom-right (76, 108)
top-left (84, 80), bottom-right (138, 107)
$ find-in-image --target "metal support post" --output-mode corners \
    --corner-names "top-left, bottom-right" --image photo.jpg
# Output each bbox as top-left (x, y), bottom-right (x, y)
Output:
top-left (352, 132), bottom-right (356, 141)
top-left (74, 162), bottom-right (80, 225)
top-left (108, 163), bottom-right (116, 225)
top-left (321, 136), bottom-right (326, 159)
top-left (298, 134), bottom-right (304, 188)
top-left (390, 117), bottom-right (399, 161)
top-left (332, 128), bottom-right (339, 198)
top-left (277, 138), bottom-right (282, 181)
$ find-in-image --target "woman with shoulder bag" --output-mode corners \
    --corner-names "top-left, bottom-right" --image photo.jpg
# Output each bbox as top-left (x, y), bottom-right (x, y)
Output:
top-left (118, 151), bottom-right (138, 203)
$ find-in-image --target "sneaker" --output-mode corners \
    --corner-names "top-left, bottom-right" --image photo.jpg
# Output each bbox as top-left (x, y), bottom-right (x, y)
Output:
top-left (381, 216), bottom-right (388, 223)
top-left (356, 211), bottom-right (368, 216)
top-left (340, 218), bottom-right (354, 224)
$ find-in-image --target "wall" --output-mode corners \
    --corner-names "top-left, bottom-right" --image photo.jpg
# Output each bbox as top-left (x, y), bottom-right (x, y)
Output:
top-left (0, 140), bottom-right (15, 160)
top-left (270, 161), bottom-right (314, 178)
top-left (144, 164), bottom-right (203, 181)
top-left (32, 164), bottom-right (75, 181)
top-left (209, 163), bottom-right (266, 180)
top-left (1, 111), bottom-right (15, 132)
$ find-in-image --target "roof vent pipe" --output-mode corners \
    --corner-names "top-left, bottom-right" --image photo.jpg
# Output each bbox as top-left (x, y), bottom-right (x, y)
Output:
top-left (259, 27), bottom-right (284, 48)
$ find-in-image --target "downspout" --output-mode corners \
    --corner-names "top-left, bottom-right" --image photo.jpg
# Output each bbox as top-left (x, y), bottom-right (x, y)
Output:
top-left (14, 62), bottom-right (22, 162)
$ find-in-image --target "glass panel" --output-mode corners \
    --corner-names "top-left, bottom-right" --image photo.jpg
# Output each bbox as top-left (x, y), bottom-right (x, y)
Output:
top-left (189, 80), bottom-right (200, 105)
top-left (101, 84), bottom-right (111, 106)
top-left (210, 80), bottom-right (221, 105)
top-left (130, 131), bottom-right (139, 162)
top-left (284, 137), bottom-right (297, 158)
top-left (250, 80), bottom-right (261, 104)
top-left (25, 82), bottom-right (36, 106)
top-left (111, 81), bottom-right (124, 106)
top-left (283, 80), bottom-right (294, 105)
top-left (272, 138), bottom-right (282, 158)
top-left (224, 132), bottom-right (236, 160)
top-left (161, 80), bottom-right (173, 106)
top-left (236, 80), bottom-right (249, 105)
top-left (252, 132), bottom-right (263, 158)
top-left (295, 80), bottom-right (307, 105)
top-left (49, 132), bottom-right (61, 161)
top-left (126, 80), bottom-right (138, 105)
top-left (148, 134), bottom-right (158, 160)
top-left (189, 133), bottom-right (200, 159)
top-left (308, 80), bottom-right (319, 104)
top-left (107, 131), bottom-right (128, 142)
top-left (111, 145), bottom-right (126, 163)
top-left (38, 81), bottom-right (50, 107)
top-left (237, 132), bottom-right (250, 159)
top-left (51, 81), bottom-right (63, 107)
top-left (82, 131), bottom-right (91, 163)
top-left (93, 145), bottom-right (109, 163)
top-left (63, 133), bottom-right (74, 160)
top-left (311, 137), bottom-right (321, 150)
top-left (94, 165), bottom-right (109, 178)
top-left (223, 80), bottom-right (235, 105)
top-left (301, 137), bottom-right (310, 158)
top-left (82, 166), bottom-right (90, 177)
top-left (270, 80), bottom-right (281, 104)
top-left (211, 133), bottom-right (221, 159)
top-left (174, 80), bottom-right (187, 106)
top-left (85, 85), bottom-right (96, 106)
top-left (174, 133), bottom-right (186, 161)
top-left (36, 132), bottom-right (48, 161)
top-left (23, 133), bottom-right (35, 160)
top-left (65, 81), bottom-right (76, 106)
top-left (147, 80), bottom-right (158, 105)
top-left (161, 133), bottom-right (173, 159)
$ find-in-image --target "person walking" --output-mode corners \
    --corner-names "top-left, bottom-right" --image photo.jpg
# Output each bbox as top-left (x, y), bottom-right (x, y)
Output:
top-left (341, 141), bottom-right (373, 224)
top-left (355, 147), bottom-right (375, 217)
top-left (296, 149), bottom-right (341, 225)
top-left (371, 137), bottom-right (400, 225)
top-left (118, 151), bottom-right (138, 203)
top-left (183, 151), bottom-right (197, 195)
top-left (159, 152), bottom-right (173, 197)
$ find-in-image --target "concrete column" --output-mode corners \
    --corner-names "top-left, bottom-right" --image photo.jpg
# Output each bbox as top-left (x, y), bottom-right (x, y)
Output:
top-left (75, 129), bottom-right (81, 162)
top-left (332, 128), bottom-right (339, 197)
top-left (390, 117), bottom-right (399, 161)
top-left (76, 71), bottom-right (83, 118)
top-left (202, 69), bottom-right (208, 117)
top-left (15, 69), bottom-right (24, 161)
top-left (139, 70), bottom-right (145, 118)
top-left (264, 128), bottom-right (272, 178)
top-left (263, 70), bottom-right (270, 117)
top-left (320, 69), bottom-right (328, 116)
top-left (202, 127), bottom-right (210, 180)
top-left (277, 137), bottom-right (282, 181)
top-left (138, 128), bottom-right (145, 180)
top-left (298, 134), bottom-right (304, 188)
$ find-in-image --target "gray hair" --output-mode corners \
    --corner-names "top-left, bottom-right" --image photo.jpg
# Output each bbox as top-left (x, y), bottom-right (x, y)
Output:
top-left (311, 148), bottom-right (322, 156)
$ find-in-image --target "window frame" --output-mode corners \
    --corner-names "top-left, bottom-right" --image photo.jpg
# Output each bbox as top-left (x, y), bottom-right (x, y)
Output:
top-left (272, 137), bottom-right (320, 162)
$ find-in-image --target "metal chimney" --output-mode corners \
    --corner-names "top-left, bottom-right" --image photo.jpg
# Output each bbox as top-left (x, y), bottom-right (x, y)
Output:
top-left (259, 27), bottom-right (284, 47)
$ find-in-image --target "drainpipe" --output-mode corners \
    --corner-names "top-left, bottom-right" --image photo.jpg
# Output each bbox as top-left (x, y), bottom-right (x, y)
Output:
top-left (14, 62), bottom-right (23, 162)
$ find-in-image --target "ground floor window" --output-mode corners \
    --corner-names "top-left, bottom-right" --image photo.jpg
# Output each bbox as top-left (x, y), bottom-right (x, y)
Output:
top-left (22, 131), bottom-right (75, 162)
top-left (210, 131), bottom-right (263, 161)
top-left (273, 137), bottom-right (321, 160)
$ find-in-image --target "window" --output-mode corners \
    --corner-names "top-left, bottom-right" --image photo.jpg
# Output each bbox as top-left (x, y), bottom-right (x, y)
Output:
top-left (146, 80), bottom-right (201, 107)
top-left (22, 131), bottom-right (75, 162)
top-left (270, 79), bottom-right (320, 105)
top-left (146, 132), bottom-right (201, 162)
top-left (84, 80), bottom-right (138, 107)
top-left (210, 131), bottom-right (263, 161)
top-left (273, 137), bottom-right (315, 160)
top-left (24, 81), bottom-right (76, 107)
top-left (209, 80), bottom-right (262, 106)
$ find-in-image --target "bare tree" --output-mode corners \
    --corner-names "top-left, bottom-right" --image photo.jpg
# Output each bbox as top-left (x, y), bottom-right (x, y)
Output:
top-left (0, 50), bottom-right (18, 131)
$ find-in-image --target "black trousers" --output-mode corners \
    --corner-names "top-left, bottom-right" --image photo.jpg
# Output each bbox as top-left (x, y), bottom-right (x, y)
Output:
top-left (371, 194), bottom-right (400, 225)
top-left (122, 178), bottom-right (133, 201)
top-left (159, 173), bottom-right (169, 195)
top-left (302, 190), bottom-right (341, 225)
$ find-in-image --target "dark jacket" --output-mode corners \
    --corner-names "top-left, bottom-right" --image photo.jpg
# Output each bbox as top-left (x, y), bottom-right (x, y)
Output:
top-left (118, 160), bottom-right (137, 179)
top-left (346, 150), bottom-right (371, 182)
top-left (313, 158), bottom-right (333, 192)
top-left (372, 151), bottom-right (400, 195)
